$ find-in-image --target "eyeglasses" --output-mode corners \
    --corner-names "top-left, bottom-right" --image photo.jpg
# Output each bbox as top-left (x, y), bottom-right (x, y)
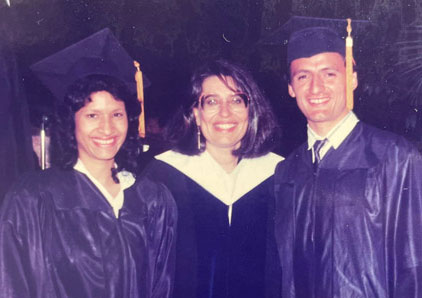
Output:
top-left (198, 93), bottom-right (249, 114)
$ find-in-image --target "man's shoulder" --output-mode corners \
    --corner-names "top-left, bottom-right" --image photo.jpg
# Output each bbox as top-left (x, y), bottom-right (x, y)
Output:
top-left (359, 122), bottom-right (401, 142)
top-left (275, 122), bottom-right (419, 176)
top-left (358, 122), bottom-right (417, 156)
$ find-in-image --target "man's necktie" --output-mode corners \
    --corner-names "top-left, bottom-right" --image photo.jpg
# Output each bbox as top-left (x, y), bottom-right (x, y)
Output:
top-left (313, 139), bottom-right (327, 165)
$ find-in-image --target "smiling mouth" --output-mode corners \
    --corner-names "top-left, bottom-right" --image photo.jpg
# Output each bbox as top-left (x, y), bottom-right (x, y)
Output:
top-left (309, 97), bottom-right (329, 104)
top-left (93, 138), bottom-right (116, 145)
top-left (214, 123), bottom-right (237, 130)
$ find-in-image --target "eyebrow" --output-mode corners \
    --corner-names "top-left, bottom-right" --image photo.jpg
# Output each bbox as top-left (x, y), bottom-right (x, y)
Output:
top-left (82, 107), bottom-right (126, 113)
top-left (321, 66), bottom-right (341, 72)
top-left (291, 69), bottom-right (311, 77)
top-left (201, 94), bottom-right (218, 98)
top-left (292, 66), bottom-right (341, 76)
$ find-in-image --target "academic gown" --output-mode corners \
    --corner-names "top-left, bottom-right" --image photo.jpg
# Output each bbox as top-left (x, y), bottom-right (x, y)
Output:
top-left (274, 122), bottom-right (422, 298)
top-left (0, 167), bottom-right (177, 298)
top-left (143, 151), bottom-right (283, 298)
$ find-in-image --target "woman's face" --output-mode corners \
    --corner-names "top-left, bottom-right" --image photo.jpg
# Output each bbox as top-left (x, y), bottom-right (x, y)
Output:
top-left (75, 90), bottom-right (128, 168)
top-left (193, 75), bottom-right (249, 153)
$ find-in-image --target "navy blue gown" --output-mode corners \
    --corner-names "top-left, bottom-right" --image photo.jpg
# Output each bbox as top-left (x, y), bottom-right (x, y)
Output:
top-left (143, 158), bottom-right (282, 298)
top-left (0, 167), bottom-right (177, 298)
top-left (274, 122), bottom-right (422, 298)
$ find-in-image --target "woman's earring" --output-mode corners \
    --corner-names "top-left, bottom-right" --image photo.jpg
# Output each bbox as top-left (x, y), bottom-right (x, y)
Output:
top-left (197, 126), bottom-right (201, 150)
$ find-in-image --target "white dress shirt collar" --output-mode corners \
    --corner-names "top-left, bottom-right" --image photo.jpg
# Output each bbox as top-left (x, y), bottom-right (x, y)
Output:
top-left (74, 159), bottom-right (135, 218)
top-left (307, 111), bottom-right (359, 161)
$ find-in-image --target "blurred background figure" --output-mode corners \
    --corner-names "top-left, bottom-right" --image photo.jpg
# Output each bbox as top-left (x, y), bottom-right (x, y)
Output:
top-left (0, 37), bottom-right (35, 203)
top-left (143, 59), bottom-right (283, 298)
top-left (0, 29), bottom-right (176, 298)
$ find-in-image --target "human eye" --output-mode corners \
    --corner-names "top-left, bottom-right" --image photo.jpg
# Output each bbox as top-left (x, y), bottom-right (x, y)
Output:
top-left (204, 96), bottom-right (219, 106)
top-left (86, 113), bottom-right (98, 119)
top-left (231, 94), bottom-right (246, 105)
top-left (113, 111), bottom-right (125, 118)
top-left (322, 68), bottom-right (339, 79)
top-left (295, 73), bottom-right (308, 82)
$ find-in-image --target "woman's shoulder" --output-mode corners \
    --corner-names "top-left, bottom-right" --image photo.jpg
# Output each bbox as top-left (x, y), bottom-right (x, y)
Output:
top-left (129, 175), bottom-right (177, 221)
top-left (141, 150), bottom-right (191, 181)
top-left (257, 152), bottom-right (284, 164)
top-left (132, 172), bottom-right (175, 201)
top-left (154, 150), bottom-right (194, 168)
top-left (242, 152), bottom-right (284, 172)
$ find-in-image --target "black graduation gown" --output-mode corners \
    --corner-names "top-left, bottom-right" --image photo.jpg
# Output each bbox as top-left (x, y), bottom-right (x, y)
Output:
top-left (143, 159), bottom-right (282, 298)
top-left (274, 122), bottom-right (422, 298)
top-left (0, 167), bottom-right (177, 298)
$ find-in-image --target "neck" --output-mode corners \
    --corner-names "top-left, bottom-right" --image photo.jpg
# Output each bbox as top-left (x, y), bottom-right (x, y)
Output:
top-left (206, 146), bottom-right (239, 173)
top-left (79, 158), bottom-right (117, 186)
top-left (309, 111), bottom-right (350, 137)
top-left (309, 123), bottom-right (331, 138)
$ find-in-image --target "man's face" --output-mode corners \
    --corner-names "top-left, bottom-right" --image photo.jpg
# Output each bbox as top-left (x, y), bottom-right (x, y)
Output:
top-left (288, 52), bottom-right (357, 136)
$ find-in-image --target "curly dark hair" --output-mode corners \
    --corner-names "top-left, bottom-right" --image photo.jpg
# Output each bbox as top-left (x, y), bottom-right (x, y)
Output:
top-left (51, 74), bottom-right (141, 176)
top-left (166, 59), bottom-right (279, 158)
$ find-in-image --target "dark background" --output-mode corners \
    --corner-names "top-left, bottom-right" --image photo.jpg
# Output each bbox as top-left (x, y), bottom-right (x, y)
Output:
top-left (1, 0), bottom-right (422, 156)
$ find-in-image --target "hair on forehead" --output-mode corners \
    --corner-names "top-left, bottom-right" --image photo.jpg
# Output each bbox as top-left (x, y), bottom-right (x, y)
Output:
top-left (201, 74), bottom-right (242, 96)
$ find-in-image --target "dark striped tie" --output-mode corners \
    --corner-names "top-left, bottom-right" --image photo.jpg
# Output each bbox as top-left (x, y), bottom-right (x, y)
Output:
top-left (313, 139), bottom-right (327, 165)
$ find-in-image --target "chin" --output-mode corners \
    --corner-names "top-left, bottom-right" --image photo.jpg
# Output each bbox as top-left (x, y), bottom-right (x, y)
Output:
top-left (218, 142), bottom-right (242, 150)
top-left (91, 151), bottom-right (119, 161)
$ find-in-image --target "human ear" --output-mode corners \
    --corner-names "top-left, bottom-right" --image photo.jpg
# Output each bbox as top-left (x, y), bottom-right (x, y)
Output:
top-left (352, 71), bottom-right (358, 90)
top-left (193, 107), bottom-right (201, 126)
top-left (288, 84), bottom-right (297, 98)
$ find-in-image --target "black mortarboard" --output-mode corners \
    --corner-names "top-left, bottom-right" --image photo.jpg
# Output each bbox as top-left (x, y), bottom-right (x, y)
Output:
top-left (261, 16), bottom-right (370, 65)
top-left (31, 28), bottom-right (150, 101)
top-left (287, 26), bottom-right (345, 65)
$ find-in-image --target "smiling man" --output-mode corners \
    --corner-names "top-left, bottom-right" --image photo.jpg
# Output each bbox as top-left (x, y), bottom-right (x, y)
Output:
top-left (274, 23), bottom-right (422, 297)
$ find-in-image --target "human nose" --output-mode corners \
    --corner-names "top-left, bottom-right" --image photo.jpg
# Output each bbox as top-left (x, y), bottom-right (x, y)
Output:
top-left (310, 74), bottom-right (324, 94)
top-left (218, 100), bottom-right (232, 117)
top-left (99, 116), bottom-right (114, 134)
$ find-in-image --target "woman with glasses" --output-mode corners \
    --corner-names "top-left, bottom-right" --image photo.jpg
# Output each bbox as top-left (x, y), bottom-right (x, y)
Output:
top-left (143, 59), bottom-right (283, 298)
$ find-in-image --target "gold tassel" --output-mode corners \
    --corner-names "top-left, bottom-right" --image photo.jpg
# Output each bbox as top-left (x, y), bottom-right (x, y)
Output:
top-left (134, 61), bottom-right (145, 138)
top-left (345, 18), bottom-right (354, 110)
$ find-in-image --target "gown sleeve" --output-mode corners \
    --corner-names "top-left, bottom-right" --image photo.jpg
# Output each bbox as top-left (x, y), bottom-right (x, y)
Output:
top-left (0, 178), bottom-right (53, 298)
top-left (139, 179), bottom-right (177, 298)
top-left (385, 142), bottom-right (422, 297)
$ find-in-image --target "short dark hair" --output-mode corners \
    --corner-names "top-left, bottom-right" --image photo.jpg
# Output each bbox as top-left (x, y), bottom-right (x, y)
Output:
top-left (166, 59), bottom-right (279, 158)
top-left (51, 74), bottom-right (141, 174)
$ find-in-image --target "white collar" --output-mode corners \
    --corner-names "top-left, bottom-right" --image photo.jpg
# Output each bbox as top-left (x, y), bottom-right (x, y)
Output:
top-left (74, 159), bottom-right (135, 218)
top-left (307, 112), bottom-right (359, 159)
top-left (155, 150), bottom-right (283, 206)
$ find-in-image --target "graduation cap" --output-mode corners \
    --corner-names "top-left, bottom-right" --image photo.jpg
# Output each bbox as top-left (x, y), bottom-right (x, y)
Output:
top-left (261, 16), bottom-right (370, 47)
top-left (31, 28), bottom-right (150, 101)
top-left (262, 16), bottom-right (371, 110)
top-left (31, 28), bottom-right (150, 137)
